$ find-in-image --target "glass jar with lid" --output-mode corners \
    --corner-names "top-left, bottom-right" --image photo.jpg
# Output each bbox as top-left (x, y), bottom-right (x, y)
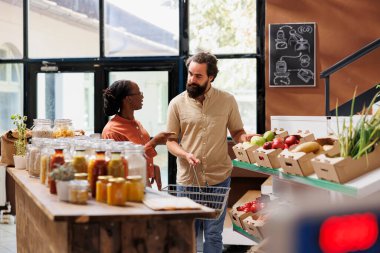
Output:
top-left (48, 145), bottom-right (67, 194)
top-left (32, 119), bottom-right (53, 138)
top-left (125, 175), bottom-right (144, 202)
top-left (72, 148), bottom-right (88, 173)
top-left (124, 144), bottom-right (147, 187)
top-left (89, 145), bottom-right (108, 198)
top-left (108, 144), bottom-right (126, 178)
top-left (107, 177), bottom-right (127, 206)
top-left (27, 138), bottom-right (44, 178)
top-left (96, 175), bottom-right (113, 203)
top-left (69, 180), bottom-right (89, 204)
top-left (53, 119), bottom-right (74, 138)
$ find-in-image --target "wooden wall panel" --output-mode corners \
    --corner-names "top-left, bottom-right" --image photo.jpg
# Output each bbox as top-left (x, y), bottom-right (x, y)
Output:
top-left (265, 0), bottom-right (380, 129)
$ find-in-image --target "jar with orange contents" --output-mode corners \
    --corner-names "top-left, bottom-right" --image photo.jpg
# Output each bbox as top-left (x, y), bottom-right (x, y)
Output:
top-left (107, 178), bottom-right (127, 206)
top-left (96, 175), bottom-right (113, 203)
top-left (125, 175), bottom-right (144, 202)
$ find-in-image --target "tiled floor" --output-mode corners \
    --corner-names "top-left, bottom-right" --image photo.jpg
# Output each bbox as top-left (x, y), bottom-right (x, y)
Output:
top-left (0, 221), bottom-right (17, 253)
top-left (0, 212), bottom-right (254, 253)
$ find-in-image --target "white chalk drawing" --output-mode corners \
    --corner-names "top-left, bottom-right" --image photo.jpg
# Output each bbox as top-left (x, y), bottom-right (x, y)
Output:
top-left (300, 54), bottom-right (311, 68)
top-left (273, 53), bottom-right (314, 85)
top-left (275, 29), bottom-right (288, 50)
top-left (270, 23), bottom-right (316, 87)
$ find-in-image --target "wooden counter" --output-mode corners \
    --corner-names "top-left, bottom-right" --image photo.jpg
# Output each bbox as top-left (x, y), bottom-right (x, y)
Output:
top-left (8, 167), bottom-right (215, 253)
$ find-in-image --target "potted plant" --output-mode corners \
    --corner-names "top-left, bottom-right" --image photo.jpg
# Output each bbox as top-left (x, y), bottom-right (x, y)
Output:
top-left (11, 114), bottom-right (28, 169)
top-left (49, 163), bottom-right (76, 201)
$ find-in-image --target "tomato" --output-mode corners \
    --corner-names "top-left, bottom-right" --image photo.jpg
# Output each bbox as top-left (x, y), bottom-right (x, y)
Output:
top-left (249, 204), bottom-right (257, 213)
top-left (237, 206), bottom-right (244, 211)
top-left (243, 207), bottom-right (250, 213)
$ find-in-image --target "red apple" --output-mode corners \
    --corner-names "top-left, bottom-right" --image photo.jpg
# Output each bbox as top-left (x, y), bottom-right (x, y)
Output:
top-left (263, 141), bottom-right (273, 150)
top-left (285, 135), bottom-right (297, 146)
top-left (272, 137), bottom-right (285, 149)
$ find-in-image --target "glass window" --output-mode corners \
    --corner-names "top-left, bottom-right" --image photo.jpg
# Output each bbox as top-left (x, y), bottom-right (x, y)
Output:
top-left (213, 59), bottom-right (257, 133)
top-left (189, 0), bottom-right (257, 55)
top-left (37, 73), bottom-right (95, 134)
top-left (29, 0), bottom-right (100, 58)
top-left (0, 64), bottom-right (23, 133)
top-left (109, 71), bottom-right (169, 187)
top-left (104, 0), bottom-right (179, 57)
top-left (0, 0), bottom-right (23, 59)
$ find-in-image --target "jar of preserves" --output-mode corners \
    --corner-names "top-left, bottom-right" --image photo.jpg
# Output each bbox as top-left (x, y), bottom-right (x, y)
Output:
top-left (96, 175), bottom-right (113, 203)
top-left (125, 175), bottom-right (144, 202)
top-left (124, 144), bottom-right (146, 187)
top-left (72, 149), bottom-right (88, 173)
top-left (49, 148), bottom-right (66, 194)
top-left (53, 119), bottom-right (74, 138)
top-left (32, 119), bottom-right (53, 138)
top-left (89, 150), bottom-right (108, 198)
top-left (107, 151), bottom-right (125, 178)
top-left (107, 177), bottom-right (127, 206)
top-left (69, 180), bottom-right (89, 204)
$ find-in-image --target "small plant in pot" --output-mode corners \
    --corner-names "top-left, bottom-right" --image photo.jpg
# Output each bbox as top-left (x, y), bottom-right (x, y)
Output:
top-left (11, 114), bottom-right (28, 169)
top-left (50, 163), bottom-right (76, 201)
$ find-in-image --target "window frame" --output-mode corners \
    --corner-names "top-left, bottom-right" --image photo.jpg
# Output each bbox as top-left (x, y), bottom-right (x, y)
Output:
top-left (0, 0), bottom-right (266, 185)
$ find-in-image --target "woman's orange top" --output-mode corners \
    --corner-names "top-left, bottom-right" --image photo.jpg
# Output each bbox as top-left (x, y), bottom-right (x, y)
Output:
top-left (102, 114), bottom-right (156, 178)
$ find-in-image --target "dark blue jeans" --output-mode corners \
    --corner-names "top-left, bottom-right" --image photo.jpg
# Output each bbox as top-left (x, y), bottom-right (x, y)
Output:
top-left (176, 177), bottom-right (231, 253)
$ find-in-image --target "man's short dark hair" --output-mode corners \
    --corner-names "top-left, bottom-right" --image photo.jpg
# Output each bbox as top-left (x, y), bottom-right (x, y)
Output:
top-left (186, 52), bottom-right (219, 82)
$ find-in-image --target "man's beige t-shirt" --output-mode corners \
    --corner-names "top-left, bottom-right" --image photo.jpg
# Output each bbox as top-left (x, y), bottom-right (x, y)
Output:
top-left (167, 87), bottom-right (244, 186)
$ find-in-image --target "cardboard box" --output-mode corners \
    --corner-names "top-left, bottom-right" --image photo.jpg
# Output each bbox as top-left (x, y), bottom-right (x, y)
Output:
top-left (292, 130), bottom-right (315, 143)
top-left (311, 144), bottom-right (380, 184)
top-left (232, 143), bottom-right (257, 164)
top-left (253, 147), bottom-right (282, 168)
top-left (278, 149), bottom-right (316, 176)
top-left (278, 138), bottom-right (339, 177)
top-left (273, 128), bottom-right (288, 139)
top-left (242, 215), bottom-right (266, 240)
top-left (230, 207), bottom-right (255, 229)
top-left (230, 190), bottom-right (261, 228)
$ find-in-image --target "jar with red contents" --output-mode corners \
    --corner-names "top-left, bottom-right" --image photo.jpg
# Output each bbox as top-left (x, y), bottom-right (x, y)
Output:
top-left (90, 148), bottom-right (108, 198)
top-left (48, 148), bottom-right (66, 194)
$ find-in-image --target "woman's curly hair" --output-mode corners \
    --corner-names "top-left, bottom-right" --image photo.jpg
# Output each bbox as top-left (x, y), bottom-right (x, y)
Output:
top-left (103, 80), bottom-right (133, 116)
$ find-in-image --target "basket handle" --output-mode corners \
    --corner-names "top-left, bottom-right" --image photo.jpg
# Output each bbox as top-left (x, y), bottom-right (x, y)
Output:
top-left (190, 165), bottom-right (203, 193)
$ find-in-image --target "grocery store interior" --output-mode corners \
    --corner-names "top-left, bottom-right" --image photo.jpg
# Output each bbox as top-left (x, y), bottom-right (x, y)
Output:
top-left (0, 0), bottom-right (379, 252)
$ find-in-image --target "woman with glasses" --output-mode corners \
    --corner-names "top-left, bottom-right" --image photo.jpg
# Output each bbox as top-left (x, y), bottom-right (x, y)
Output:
top-left (102, 79), bottom-right (174, 189)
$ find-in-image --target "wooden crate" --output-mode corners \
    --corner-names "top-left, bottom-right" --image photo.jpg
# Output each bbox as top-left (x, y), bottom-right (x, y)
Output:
top-left (311, 145), bottom-right (380, 184)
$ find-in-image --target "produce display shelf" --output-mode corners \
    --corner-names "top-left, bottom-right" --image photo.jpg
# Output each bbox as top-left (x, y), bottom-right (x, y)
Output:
top-left (232, 223), bottom-right (261, 242)
top-left (232, 159), bottom-right (380, 198)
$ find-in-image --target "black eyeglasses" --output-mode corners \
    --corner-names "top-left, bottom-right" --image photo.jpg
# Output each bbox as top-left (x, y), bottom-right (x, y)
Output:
top-left (128, 91), bottom-right (143, 96)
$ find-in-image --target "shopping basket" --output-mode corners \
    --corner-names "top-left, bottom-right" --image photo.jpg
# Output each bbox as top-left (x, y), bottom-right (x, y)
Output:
top-left (161, 165), bottom-right (230, 220)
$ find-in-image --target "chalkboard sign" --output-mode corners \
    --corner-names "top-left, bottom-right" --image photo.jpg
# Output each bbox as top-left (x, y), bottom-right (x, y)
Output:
top-left (269, 23), bottom-right (316, 87)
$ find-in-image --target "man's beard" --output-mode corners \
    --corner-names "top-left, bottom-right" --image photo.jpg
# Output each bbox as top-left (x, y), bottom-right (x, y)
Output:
top-left (186, 81), bottom-right (208, 98)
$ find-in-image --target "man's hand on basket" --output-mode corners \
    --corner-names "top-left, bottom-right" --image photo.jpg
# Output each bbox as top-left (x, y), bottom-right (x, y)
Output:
top-left (185, 153), bottom-right (200, 166)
